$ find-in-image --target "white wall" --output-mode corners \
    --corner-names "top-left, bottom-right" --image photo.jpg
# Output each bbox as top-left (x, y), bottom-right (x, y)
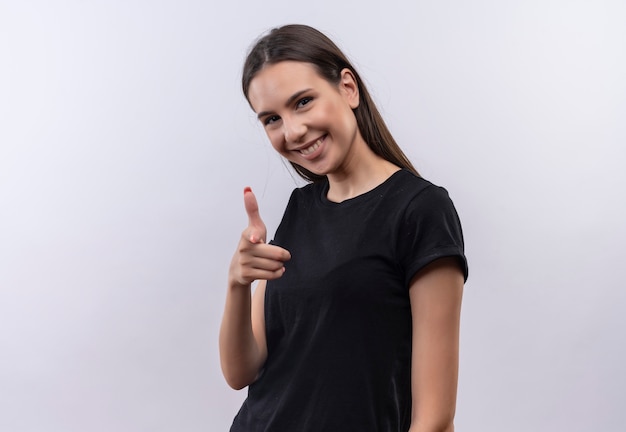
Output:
top-left (1, 1), bottom-right (624, 431)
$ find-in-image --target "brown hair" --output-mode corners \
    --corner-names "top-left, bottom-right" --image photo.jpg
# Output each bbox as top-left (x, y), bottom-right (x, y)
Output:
top-left (242, 24), bottom-right (419, 182)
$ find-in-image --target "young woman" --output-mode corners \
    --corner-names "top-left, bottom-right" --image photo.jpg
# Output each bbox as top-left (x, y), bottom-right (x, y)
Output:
top-left (219, 24), bottom-right (468, 432)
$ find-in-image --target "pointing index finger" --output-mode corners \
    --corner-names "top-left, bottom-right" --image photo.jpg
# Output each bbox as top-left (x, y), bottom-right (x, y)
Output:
top-left (243, 187), bottom-right (266, 243)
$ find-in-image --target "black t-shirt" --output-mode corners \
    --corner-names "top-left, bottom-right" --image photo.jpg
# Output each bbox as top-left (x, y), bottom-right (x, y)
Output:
top-left (231, 170), bottom-right (468, 432)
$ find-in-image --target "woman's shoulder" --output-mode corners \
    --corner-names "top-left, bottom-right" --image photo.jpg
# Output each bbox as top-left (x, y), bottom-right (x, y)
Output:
top-left (382, 171), bottom-right (461, 222)
top-left (284, 170), bottom-right (454, 211)
top-left (385, 169), bottom-right (444, 199)
top-left (288, 178), bottom-right (327, 202)
top-left (278, 180), bottom-right (326, 215)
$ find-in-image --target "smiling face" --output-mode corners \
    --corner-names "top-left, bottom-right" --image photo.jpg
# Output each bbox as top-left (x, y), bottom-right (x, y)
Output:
top-left (247, 61), bottom-right (368, 178)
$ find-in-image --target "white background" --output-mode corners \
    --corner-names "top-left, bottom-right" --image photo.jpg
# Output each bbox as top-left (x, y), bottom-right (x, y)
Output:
top-left (1, 1), bottom-right (625, 431)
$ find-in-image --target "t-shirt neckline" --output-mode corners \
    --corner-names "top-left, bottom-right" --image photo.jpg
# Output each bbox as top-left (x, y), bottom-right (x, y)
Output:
top-left (318, 169), bottom-right (408, 207)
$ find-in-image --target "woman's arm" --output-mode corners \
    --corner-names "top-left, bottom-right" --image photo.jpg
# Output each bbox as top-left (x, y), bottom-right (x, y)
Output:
top-left (408, 257), bottom-right (464, 432)
top-left (219, 189), bottom-right (290, 390)
top-left (219, 278), bottom-right (268, 390)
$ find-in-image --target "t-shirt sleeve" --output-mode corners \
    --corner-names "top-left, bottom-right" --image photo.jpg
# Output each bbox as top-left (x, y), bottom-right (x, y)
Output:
top-left (268, 188), bottom-right (301, 248)
top-left (398, 185), bottom-right (468, 286)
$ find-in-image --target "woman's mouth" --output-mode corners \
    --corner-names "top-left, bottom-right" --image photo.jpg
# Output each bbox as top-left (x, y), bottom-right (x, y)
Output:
top-left (299, 136), bottom-right (325, 157)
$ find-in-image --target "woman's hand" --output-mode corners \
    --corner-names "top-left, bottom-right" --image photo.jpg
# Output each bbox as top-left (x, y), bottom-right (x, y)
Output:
top-left (228, 187), bottom-right (291, 288)
top-left (220, 187), bottom-right (290, 389)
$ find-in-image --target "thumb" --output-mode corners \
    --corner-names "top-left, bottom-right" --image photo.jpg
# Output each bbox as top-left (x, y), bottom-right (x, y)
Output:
top-left (243, 187), bottom-right (266, 243)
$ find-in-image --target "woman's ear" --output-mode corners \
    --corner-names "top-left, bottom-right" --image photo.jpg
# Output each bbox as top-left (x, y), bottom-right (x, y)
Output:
top-left (339, 68), bottom-right (360, 109)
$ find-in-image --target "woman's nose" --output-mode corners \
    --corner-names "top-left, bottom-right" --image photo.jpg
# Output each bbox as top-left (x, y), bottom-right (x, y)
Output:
top-left (282, 118), bottom-right (307, 144)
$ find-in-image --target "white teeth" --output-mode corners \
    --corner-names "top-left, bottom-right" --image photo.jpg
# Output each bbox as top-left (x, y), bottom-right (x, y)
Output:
top-left (300, 139), bottom-right (321, 155)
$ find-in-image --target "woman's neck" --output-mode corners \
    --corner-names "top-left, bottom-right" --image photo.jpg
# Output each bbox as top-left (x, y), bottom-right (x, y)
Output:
top-left (326, 153), bottom-right (400, 203)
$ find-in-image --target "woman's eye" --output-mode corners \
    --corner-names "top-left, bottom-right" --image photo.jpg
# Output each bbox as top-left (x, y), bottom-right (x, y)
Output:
top-left (296, 97), bottom-right (313, 108)
top-left (264, 115), bottom-right (280, 126)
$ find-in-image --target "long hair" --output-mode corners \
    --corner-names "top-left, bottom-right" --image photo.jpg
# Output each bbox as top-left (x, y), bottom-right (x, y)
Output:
top-left (242, 24), bottom-right (419, 182)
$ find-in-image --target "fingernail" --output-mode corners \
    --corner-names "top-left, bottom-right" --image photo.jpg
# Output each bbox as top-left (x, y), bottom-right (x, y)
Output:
top-left (244, 187), bottom-right (252, 194)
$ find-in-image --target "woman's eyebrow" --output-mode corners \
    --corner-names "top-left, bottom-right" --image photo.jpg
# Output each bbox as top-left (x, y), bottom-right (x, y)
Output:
top-left (285, 89), bottom-right (312, 107)
top-left (256, 88), bottom-right (312, 120)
